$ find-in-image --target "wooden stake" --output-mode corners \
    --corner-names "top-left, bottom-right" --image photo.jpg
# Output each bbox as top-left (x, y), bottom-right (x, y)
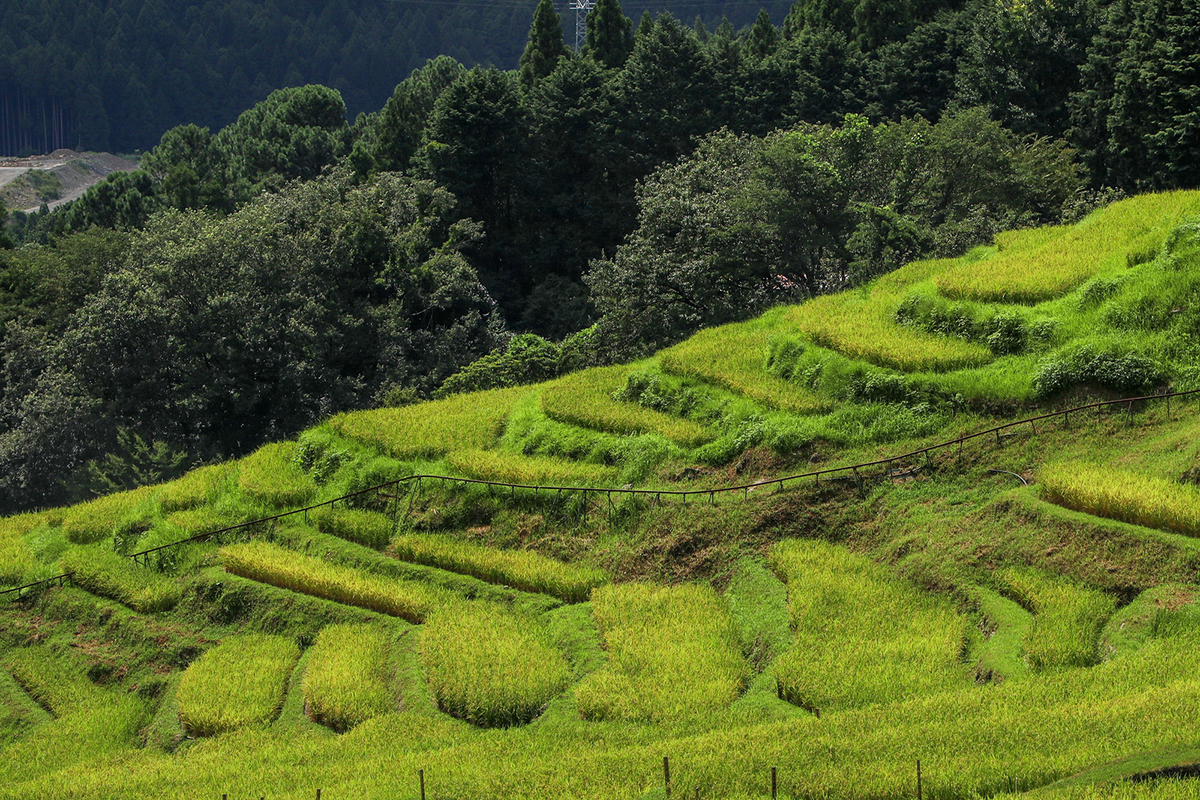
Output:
top-left (917, 759), bottom-right (922, 800)
top-left (771, 766), bottom-right (778, 799)
top-left (420, 768), bottom-right (426, 800)
top-left (664, 756), bottom-right (671, 797)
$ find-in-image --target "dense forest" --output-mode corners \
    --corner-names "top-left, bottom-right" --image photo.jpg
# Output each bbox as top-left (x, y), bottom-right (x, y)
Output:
top-left (0, 0), bottom-right (797, 155)
top-left (0, 0), bottom-right (1196, 513)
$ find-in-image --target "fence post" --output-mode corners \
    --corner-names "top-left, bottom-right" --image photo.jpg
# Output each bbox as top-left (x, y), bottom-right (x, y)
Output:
top-left (664, 756), bottom-right (671, 797)
top-left (916, 759), bottom-right (922, 800)
top-left (420, 768), bottom-right (426, 800)
top-left (771, 766), bottom-right (778, 799)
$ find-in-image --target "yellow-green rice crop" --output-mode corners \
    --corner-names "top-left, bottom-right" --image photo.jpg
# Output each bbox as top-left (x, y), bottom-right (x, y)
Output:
top-left (575, 582), bottom-right (748, 723)
top-left (993, 223), bottom-right (1071, 254)
top-left (237, 441), bottom-right (316, 507)
top-left (421, 603), bottom-right (570, 727)
top-left (156, 463), bottom-right (235, 512)
top-left (59, 547), bottom-right (182, 612)
top-left (302, 624), bottom-right (394, 732)
top-left (391, 533), bottom-right (608, 602)
top-left (176, 634), bottom-right (300, 736)
top-left (659, 316), bottom-right (828, 413)
top-left (768, 539), bottom-right (969, 713)
top-left (785, 289), bottom-right (992, 372)
top-left (999, 568), bottom-right (1116, 670)
top-left (220, 541), bottom-right (456, 622)
top-left (162, 505), bottom-right (239, 537)
top-left (935, 191), bottom-right (1200, 302)
top-left (540, 366), bottom-right (712, 447)
top-left (1040, 461), bottom-right (1200, 537)
top-left (446, 448), bottom-right (619, 486)
top-left (311, 506), bottom-right (394, 549)
top-left (328, 386), bottom-right (528, 458)
top-left (59, 486), bottom-right (154, 544)
top-left (3, 647), bottom-right (103, 716)
top-left (0, 512), bottom-right (41, 585)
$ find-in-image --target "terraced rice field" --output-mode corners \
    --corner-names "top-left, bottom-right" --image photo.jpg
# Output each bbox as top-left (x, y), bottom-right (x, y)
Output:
top-left (175, 634), bottom-right (300, 736)
top-left (1040, 461), bottom-right (1200, 538)
top-left (302, 624), bottom-right (394, 732)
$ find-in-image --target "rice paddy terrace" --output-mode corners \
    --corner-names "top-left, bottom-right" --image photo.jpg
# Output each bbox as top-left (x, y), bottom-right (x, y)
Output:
top-left (6, 192), bottom-right (1200, 798)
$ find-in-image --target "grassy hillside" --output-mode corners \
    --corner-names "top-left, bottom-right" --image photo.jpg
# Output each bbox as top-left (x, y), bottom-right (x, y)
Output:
top-left (4, 192), bottom-right (1200, 798)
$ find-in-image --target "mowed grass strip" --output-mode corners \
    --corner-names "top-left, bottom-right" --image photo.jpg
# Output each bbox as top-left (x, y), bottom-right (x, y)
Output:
top-left (935, 190), bottom-right (1200, 302)
top-left (785, 287), bottom-right (992, 373)
top-left (3, 647), bottom-right (103, 716)
top-left (540, 366), bottom-right (712, 447)
top-left (575, 582), bottom-right (749, 723)
top-left (59, 487), bottom-right (154, 544)
top-left (421, 603), bottom-right (570, 727)
top-left (311, 506), bottom-right (394, 550)
top-left (391, 534), bottom-right (608, 603)
top-left (659, 318), bottom-right (828, 414)
top-left (999, 568), bottom-right (1116, 670)
top-left (220, 541), bottom-right (455, 622)
top-left (1040, 461), bottom-right (1200, 537)
top-left (328, 386), bottom-right (528, 458)
top-left (60, 547), bottom-right (181, 612)
top-left (156, 463), bottom-right (235, 512)
top-left (769, 540), bottom-right (968, 713)
top-left (176, 634), bottom-right (300, 736)
top-left (446, 448), bottom-right (618, 486)
top-left (302, 624), bottom-right (394, 733)
top-left (237, 441), bottom-right (316, 507)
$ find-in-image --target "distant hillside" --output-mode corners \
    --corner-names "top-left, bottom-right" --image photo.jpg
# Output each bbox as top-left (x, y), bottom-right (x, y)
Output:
top-left (0, 151), bottom-right (137, 212)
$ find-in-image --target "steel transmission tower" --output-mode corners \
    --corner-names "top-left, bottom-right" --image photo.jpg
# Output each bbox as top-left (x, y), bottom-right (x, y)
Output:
top-left (570, 0), bottom-right (594, 50)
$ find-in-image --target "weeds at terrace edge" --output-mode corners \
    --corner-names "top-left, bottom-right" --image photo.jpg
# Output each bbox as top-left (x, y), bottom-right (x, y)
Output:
top-left (175, 633), bottom-right (300, 736)
top-left (421, 603), bottom-right (570, 727)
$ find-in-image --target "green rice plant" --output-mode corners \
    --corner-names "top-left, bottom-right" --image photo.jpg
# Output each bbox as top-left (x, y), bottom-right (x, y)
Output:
top-left (162, 505), bottom-right (240, 537)
top-left (390, 533), bottom-right (608, 603)
top-left (176, 634), bottom-right (300, 736)
top-left (59, 547), bottom-right (182, 612)
top-left (540, 366), bottom-right (713, 447)
top-left (785, 289), bottom-right (993, 372)
top-left (659, 315), bottom-right (829, 413)
top-left (993, 223), bottom-right (1072, 253)
top-left (999, 568), bottom-right (1116, 670)
top-left (768, 539), bottom-right (968, 713)
top-left (3, 647), bottom-right (103, 716)
top-left (220, 541), bottom-right (456, 622)
top-left (1040, 461), bottom-right (1200, 537)
top-left (935, 191), bottom-right (1200, 302)
top-left (156, 463), bottom-right (235, 512)
top-left (421, 603), bottom-right (570, 727)
top-left (328, 386), bottom-right (529, 458)
top-left (302, 624), bottom-right (394, 732)
top-left (237, 441), bottom-right (316, 507)
top-left (0, 512), bottom-right (42, 585)
top-left (311, 506), bottom-right (394, 549)
top-left (446, 448), bottom-right (619, 486)
top-left (59, 486), bottom-right (155, 544)
top-left (574, 582), bottom-right (749, 723)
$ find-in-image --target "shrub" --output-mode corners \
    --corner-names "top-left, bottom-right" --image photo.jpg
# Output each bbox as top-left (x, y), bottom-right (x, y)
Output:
top-left (60, 547), bottom-right (182, 612)
top-left (176, 634), bottom-right (300, 736)
top-left (421, 603), bottom-right (570, 727)
top-left (303, 624), bottom-right (394, 732)
top-left (391, 534), bottom-right (608, 603)
top-left (237, 442), bottom-right (316, 507)
top-left (1033, 343), bottom-right (1166, 398)
top-left (311, 506), bottom-right (394, 550)
top-left (436, 334), bottom-right (561, 397)
top-left (999, 568), bottom-right (1116, 670)
top-left (220, 541), bottom-right (456, 622)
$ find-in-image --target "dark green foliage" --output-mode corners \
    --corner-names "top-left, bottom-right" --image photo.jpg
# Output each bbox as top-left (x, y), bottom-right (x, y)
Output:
top-left (1033, 343), bottom-right (1167, 398)
top-left (437, 334), bottom-right (562, 397)
top-left (586, 0), bottom-right (634, 70)
top-left (70, 429), bottom-right (189, 499)
top-left (519, 0), bottom-right (567, 89)
top-left (369, 57), bottom-right (466, 174)
top-left (746, 10), bottom-right (780, 61)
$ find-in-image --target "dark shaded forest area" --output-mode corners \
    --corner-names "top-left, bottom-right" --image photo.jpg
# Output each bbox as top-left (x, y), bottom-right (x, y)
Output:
top-left (0, 0), bottom-right (1196, 513)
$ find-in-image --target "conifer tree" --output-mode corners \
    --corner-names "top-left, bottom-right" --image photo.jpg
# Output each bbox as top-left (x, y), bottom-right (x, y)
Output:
top-left (519, 0), bottom-right (567, 88)
top-left (586, 0), bottom-right (633, 69)
top-left (747, 9), bottom-right (780, 59)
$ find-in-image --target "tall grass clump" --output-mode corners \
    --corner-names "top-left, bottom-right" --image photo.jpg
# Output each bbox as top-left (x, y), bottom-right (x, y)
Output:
top-left (1040, 461), bottom-right (1200, 537)
top-left (59, 547), bottom-right (182, 612)
top-left (935, 191), bottom-right (1200, 302)
top-left (237, 441), bottom-right (316, 507)
top-left (3, 647), bottom-right (103, 715)
top-left (575, 582), bottom-right (749, 723)
top-left (659, 316), bottom-right (829, 413)
top-left (768, 540), bottom-right (968, 713)
top-left (540, 366), bottom-right (713, 447)
top-left (446, 448), bottom-right (618, 486)
top-left (59, 487), bottom-right (154, 544)
top-left (421, 603), bottom-right (570, 727)
top-left (176, 634), bottom-right (300, 736)
top-left (311, 506), bottom-right (393, 549)
top-left (220, 541), bottom-right (456, 622)
top-left (391, 534), bottom-right (608, 602)
top-left (156, 463), bottom-right (235, 512)
top-left (302, 624), bottom-right (394, 732)
top-left (999, 568), bottom-right (1116, 670)
top-left (328, 386), bottom-right (528, 458)
top-left (0, 512), bottom-right (41, 586)
top-left (786, 289), bottom-right (992, 372)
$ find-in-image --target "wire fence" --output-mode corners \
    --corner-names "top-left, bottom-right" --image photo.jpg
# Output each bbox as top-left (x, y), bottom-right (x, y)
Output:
top-left (4, 387), bottom-right (1198, 601)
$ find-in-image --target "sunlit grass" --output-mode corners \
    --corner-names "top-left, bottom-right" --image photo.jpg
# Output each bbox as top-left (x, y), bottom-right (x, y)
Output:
top-left (0, 512), bottom-right (42, 585)
top-left (391, 533), bottom-right (608, 602)
top-left (156, 463), bottom-right (236, 512)
top-left (60, 547), bottom-right (181, 612)
top-left (446, 447), bottom-right (619, 486)
top-left (59, 487), bottom-right (154, 544)
top-left (999, 568), bottom-right (1116, 670)
top-left (302, 624), bottom-right (394, 732)
top-left (237, 441), bottom-right (316, 508)
top-left (176, 634), bottom-right (300, 736)
top-left (421, 603), bottom-right (570, 727)
top-left (311, 506), bottom-right (394, 549)
top-left (3, 647), bottom-right (103, 716)
top-left (1040, 461), bottom-right (1200, 538)
top-left (768, 539), bottom-right (969, 713)
top-left (575, 582), bottom-right (748, 723)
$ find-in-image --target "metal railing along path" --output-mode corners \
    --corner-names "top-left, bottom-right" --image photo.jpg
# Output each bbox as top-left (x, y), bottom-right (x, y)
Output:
top-left (3, 387), bottom-right (1198, 601)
